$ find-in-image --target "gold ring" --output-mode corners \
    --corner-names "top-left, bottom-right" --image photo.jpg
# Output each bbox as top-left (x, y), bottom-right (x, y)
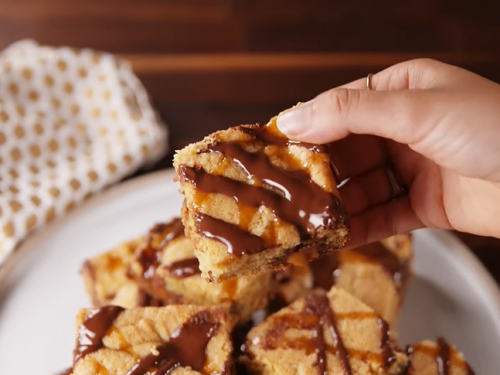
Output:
top-left (366, 73), bottom-right (374, 91)
top-left (385, 164), bottom-right (407, 199)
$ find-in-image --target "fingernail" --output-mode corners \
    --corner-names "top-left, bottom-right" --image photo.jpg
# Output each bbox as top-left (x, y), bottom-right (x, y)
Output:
top-left (277, 103), bottom-right (309, 137)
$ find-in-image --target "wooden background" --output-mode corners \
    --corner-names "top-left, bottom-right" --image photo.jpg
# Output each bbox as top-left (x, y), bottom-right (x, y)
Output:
top-left (2, 0), bottom-right (500, 283)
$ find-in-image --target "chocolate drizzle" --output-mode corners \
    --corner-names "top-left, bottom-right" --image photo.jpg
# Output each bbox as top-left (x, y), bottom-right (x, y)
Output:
top-left (125, 312), bottom-right (219, 375)
top-left (206, 141), bottom-right (341, 238)
top-left (137, 218), bottom-right (185, 280)
top-left (377, 318), bottom-right (396, 367)
top-left (163, 258), bottom-right (201, 278)
top-left (195, 212), bottom-right (266, 256)
top-left (305, 293), bottom-right (352, 375)
top-left (436, 337), bottom-right (451, 375)
top-left (74, 305), bottom-right (124, 364)
top-left (310, 241), bottom-right (408, 292)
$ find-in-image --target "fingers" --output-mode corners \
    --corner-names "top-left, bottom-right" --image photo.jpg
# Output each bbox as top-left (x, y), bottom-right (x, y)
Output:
top-left (339, 167), bottom-right (394, 216)
top-left (329, 135), bottom-right (388, 181)
top-left (277, 58), bottom-right (445, 144)
top-left (277, 87), bottom-right (438, 145)
top-left (346, 196), bottom-right (424, 248)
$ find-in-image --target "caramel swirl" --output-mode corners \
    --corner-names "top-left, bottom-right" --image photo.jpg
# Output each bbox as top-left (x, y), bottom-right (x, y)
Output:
top-left (125, 312), bottom-right (220, 375)
top-left (74, 305), bottom-right (125, 364)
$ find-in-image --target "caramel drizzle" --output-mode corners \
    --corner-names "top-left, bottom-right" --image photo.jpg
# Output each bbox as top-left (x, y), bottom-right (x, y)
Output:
top-left (305, 293), bottom-right (352, 375)
top-left (125, 312), bottom-right (220, 375)
top-left (74, 305), bottom-right (125, 364)
top-left (180, 164), bottom-right (339, 243)
top-left (310, 242), bottom-right (408, 292)
top-left (405, 338), bottom-right (475, 375)
top-left (252, 294), bottom-right (396, 375)
top-left (136, 219), bottom-right (185, 280)
top-left (206, 140), bottom-right (342, 238)
top-left (195, 212), bottom-right (266, 256)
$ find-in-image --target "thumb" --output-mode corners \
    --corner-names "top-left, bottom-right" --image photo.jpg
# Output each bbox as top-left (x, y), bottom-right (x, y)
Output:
top-left (276, 87), bottom-right (440, 145)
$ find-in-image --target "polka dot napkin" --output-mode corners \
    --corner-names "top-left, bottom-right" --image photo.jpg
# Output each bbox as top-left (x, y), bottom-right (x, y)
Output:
top-left (0, 40), bottom-right (167, 266)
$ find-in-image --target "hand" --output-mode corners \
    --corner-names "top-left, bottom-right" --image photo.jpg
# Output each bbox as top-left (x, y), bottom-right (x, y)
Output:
top-left (276, 59), bottom-right (500, 246)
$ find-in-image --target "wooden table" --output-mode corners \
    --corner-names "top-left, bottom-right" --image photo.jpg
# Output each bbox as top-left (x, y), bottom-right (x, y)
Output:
top-left (3, 0), bottom-right (500, 285)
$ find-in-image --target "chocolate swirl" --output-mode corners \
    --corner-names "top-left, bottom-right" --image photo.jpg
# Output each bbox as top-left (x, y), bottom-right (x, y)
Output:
top-left (74, 305), bottom-right (124, 364)
top-left (136, 218), bottom-right (185, 280)
top-left (125, 312), bottom-right (220, 375)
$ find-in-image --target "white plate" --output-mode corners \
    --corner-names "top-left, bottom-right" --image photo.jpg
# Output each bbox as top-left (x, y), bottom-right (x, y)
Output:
top-left (1, 169), bottom-right (500, 374)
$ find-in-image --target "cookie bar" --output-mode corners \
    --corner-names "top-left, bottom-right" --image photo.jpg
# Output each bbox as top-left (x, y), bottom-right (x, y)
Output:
top-left (173, 117), bottom-right (349, 282)
top-left (241, 286), bottom-right (407, 375)
top-left (81, 238), bottom-right (162, 309)
top-left (128, 218), bottom-right (271, 323)
top-left (406, 339), bottom-right (475, 375)
top-left (71, 305), bottom-right (233, 375)
top-left (310, 234), bottom-right (413, 327)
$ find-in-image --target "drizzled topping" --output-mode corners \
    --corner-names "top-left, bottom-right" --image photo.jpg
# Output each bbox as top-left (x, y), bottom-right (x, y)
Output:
top-left (247, 292), bottom-right (396, 375)
top-left (405, 338), bottom-right (475, 375)
top-left (310, 241), bottom-right (409, 291)
top-left (377, 318), bottom-right (396, 367)
top-left (74, 305), bottom-right (124, 364)
top-left (136, 218), bottom-right (203, 280)
top-left (163, 258), bottom-right (201, 278)
top-left (178, 124), bottom-right (345, 257)
top-left (305, 294), bottom-right (352, 375)
top-left (195, 212), bottom-right (266, 256)
top-left (136, 218), bottom-right (185, 280)
top-left (125, 312), bottom-right (220, 375)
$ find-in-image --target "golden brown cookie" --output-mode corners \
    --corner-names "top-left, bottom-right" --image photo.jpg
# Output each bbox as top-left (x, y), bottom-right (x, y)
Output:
top-left (241, 286), bottom-right (407, 375)
top-left (405, 339), bottom-right (475, 375)
top-left (81, 238), bottom-right (162, 309)
top-left (310, 234), bottom-right (413, 327)
top-left (173, 118), bottom-right (349, 282)
top-left (71, 305), bottom-right (233, 375)
top-left (128, 218), bottom-right (271, 324)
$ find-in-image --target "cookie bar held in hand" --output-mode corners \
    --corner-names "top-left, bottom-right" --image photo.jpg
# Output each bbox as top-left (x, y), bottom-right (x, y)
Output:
top-left (173, 119), bottom-right (349, 282)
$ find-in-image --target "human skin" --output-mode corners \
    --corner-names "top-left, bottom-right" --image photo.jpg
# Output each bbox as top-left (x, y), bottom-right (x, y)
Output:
top-left (276, 59), bottom-right (500, 246)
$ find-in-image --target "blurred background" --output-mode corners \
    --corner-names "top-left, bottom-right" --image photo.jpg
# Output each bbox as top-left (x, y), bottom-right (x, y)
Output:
top-left (2, 0), bottom-right (500, 279)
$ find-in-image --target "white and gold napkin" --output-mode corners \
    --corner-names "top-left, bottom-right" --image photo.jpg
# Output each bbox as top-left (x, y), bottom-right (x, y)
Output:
top-left (0, 40), bottom-right (167, 266)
